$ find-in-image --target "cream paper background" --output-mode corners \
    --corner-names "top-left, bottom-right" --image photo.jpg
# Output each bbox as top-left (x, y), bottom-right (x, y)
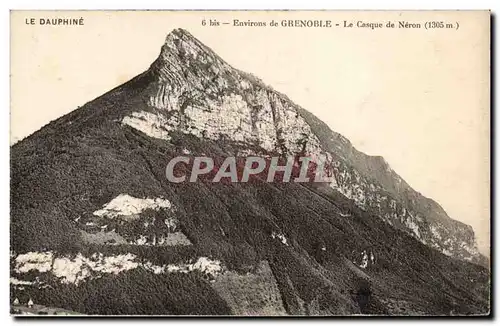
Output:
top-left (10, 10), bottom-right (490, 255)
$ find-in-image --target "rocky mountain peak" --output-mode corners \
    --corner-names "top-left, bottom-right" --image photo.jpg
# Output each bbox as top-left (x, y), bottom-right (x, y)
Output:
top-left (161, 28), bottom-right (215, 63)
top-left (163, 28), bottom-right (208, 53)
top-left (151, 29), bottom-right (234, 88)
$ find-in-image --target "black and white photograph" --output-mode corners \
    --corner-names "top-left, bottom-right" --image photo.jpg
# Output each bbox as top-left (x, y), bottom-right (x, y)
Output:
top-left (9, 10), bottom-right (491, 316)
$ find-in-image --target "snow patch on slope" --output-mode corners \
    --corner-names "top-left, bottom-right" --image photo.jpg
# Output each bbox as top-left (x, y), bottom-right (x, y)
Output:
top-left (15, 252), bottom-right (53, 273)
top-left (131, 232), bottom-right (191, 246)
top-left (166, 257), bottom-right (222, 277)
top-left (271, 232), bottom-right (288, 246)
top-left (13, 251), bottom-right (222, 285)
top-left (358, 250), bottom-right (376, 269)
top-left (93, 194), bottom-right (172, 220)
top-left (10, 277), bottom-right (34, 286)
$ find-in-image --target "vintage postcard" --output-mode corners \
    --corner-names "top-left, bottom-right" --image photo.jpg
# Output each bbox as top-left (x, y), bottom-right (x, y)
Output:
top-left (10, 10), bottom-right (490, 316)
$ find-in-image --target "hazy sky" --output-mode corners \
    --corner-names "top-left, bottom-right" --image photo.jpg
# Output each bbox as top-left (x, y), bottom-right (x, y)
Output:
top-left (10, 11), bottom-right (490, 254)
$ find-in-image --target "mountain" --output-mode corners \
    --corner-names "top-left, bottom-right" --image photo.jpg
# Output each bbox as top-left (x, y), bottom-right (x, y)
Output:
top-left (10, 28), bottom-right (490, 316)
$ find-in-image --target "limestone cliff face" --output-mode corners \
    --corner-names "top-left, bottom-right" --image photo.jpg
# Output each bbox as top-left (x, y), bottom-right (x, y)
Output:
top-left (120, 28), bottom-right (483, 264)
